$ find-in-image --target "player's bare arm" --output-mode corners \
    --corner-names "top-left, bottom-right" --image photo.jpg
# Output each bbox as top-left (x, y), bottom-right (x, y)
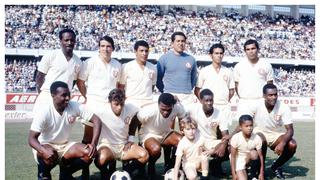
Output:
top-left (229, 88), bottom-right (235, 102)
top-left (257, 149), bottom-right (265, 180)
top-left (235, 81), bottom-right (240, 98)
top-left (87, 114), bottom-right (102, 157)
top-left (213, 130), bottom-right (230, 157)
top-left (35, 71), bottom-right (46, 93)
top-left (76, 79), bottom-right (87, 99)
top-left (230, 146), bottom-right (237, 180)
top-left (194, 87), bottom-right (201, 100)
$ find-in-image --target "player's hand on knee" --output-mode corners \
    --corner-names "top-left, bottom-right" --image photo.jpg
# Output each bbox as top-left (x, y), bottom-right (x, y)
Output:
top-left (42, 148), bottom-right (58, 165)
top-left (123, 142), bottom-right (134, 152)
top-left (84, 143), bottom-right (96, 159)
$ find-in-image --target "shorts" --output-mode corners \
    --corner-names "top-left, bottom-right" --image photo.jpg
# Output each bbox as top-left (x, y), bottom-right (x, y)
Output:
top-left (140, 130), bottom-right (174, 147)
top-left (203, 139), bottom-right (221, 150)
top-left (236, 98), bottom-right (262, 119)
top-left (253, 127), bottom-right (284, 147)
top-left (126, 99), bottom-right (155, 110)
top-left (169, 93), bottom-right (198, 108)
top-left (97, 139), bottom-right (125, 160)
top-left (32, 141), bottom-right (76, 164)
top-left (235, 155), bottom-right (248, 171)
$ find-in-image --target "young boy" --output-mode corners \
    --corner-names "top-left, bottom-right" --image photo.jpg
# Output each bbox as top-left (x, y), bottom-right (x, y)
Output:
top-left (230, 115), bottom-right (264, 180)
top-left (173, 117), bottom-right (209, 180)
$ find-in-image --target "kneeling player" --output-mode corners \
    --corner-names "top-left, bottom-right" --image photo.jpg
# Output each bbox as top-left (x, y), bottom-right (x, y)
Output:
top-left (174, 117), bottom-right (209, 180)
top-left (230, 115), bottom-right (264, 180)
top-left (137, 93), bottom-right (186, 176)
top-left (94, 88), bottom-right (149, 179)
top-left (28, 81), bottom-right (102, 180)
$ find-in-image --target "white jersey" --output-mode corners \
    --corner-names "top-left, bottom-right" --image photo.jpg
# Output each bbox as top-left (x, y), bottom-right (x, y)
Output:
top-left (186, 103), bottom-right (228, 140)
top-left (37, 50), bottom-right (82, 92)
top-left (176, 132), bottom-right (205, 164)
top-left (233, 59), bottom-right (273, 99)
top-left (30, 101), bottom-right (93, 144)
top-left (243, 99), bottom-right (293, 133)
top-left (137, 103), bottom-right (186, 136)
top-left (230, 131), bottom-right (262, 157)
top-left (97, 103), bottom-right (139, 145)
top-left (79, 56), bottom-right (121, 102)
top-left (196, 65), bottom-right (234, 105)
top-left (120, 60), bottom-right (157, 101)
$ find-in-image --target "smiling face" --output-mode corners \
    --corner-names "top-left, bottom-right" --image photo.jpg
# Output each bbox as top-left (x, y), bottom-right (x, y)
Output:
top-left (60, 32), bottom-right (76, 54)
top-left (52, 87), bottom-right (70, 110)
top-left (99, 40), bottom-right (113, 58)
top-left (264, 88), bottom-right (278, 107)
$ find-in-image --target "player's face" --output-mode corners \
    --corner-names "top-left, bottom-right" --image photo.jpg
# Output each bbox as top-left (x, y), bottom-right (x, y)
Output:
top-left (183, 126), bottom-right (196, 140)
top-left (240, 120), bottom-right (253, 137)
top-left (52, 87), bottom-right (70, 109)
top-left (60, 32), bottom-right (76, 53)
top-left (110, 100), bottom-right (124, 116)
top-left (135, 46), bottom-right (149, 64)
top-left (172, 35), bottom-right (186, 54)
top-left (211, 48), bottom-right (224, 64)
top-left (159, 102), bottom-right (173, 118)
top-left (200, 95), bottom-right (213, 112)
top-left (244, 44), bottom-right (258, 62)
top-left (99, 40), bottom-right (113, 58)
top-left (264, 88), bottom-right (278, 106)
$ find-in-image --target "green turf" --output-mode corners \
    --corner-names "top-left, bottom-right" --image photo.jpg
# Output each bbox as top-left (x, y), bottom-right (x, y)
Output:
top-left (5, 121), bottom-right (314, 180)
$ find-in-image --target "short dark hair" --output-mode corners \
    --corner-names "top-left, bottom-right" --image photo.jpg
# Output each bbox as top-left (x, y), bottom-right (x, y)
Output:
top-left (171, 31), bottom-right (187, 42)
top-left (200, 89), bottom-right (213, 99)
top-left (108, 88), bottom-right (125, 103)
top-left (50, 81), bottom-right (68, 94)
top-left (134, 40), bottom-right (149, 51)
top-left (99, 35), bottom-right (115, 50)
top-left (158, 93), bottom-right (176, 106)
top-left (59, 28), bottom-right (76, 40)
top-left (244, 39), bottom-right (259, 51)
top-left (239, 114), bottom-right (253, 125)
top-left (263, 83), bottom-right (277, 94)
top-left (209, 43), bottom-right (225, 54)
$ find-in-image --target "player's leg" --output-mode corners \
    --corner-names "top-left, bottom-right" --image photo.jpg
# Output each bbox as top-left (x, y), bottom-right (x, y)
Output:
top-left (270, 136), bottom-right (297, 179)
top-left (122, 144), bottom-right (149, 177)
top-left (247, 150), bottom-right (260, 179)
top-left (183, 164), bottom-right (198, 180)
top-left (209, 141), bottom-right (229, 177)
top-left (59, 143), bottom-right (92, 179)
top-left (162, 131), bottom-right (183, 171)
top-left (36, 144), bottom-right (59, 180)
top-left (200, 154), bottom-right (209, 180)
top-left (81, 124), bottom-right (93, 180)
top-left (236, 170), bottom-right (248, 180)
top-left (144, 137), bottom-right (162, 175)
top-left (256, 132), bottom-right (268, 160)
top-left (94, 146), bottom-right (116, 179)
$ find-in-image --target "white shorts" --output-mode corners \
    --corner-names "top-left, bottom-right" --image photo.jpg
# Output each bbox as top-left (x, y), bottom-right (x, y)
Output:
top-left (97, 139), bottom-right (126, 160)
top-left (236, 98), bottom-right (262, 120)
top-left (32, 141), bottom-right (76, 164)
top-left (253, 127), bottom-right (284, 147)
top-left (235, 155), bottom-right (248, 171)
top-left (204, 139), bottom-right (221, 150)
top-left (126, 99), bottom-right (155, 110)
top-left (140, 130), bottom-right (173, 147)
top-left (169, 93), bottom-right (198, 108)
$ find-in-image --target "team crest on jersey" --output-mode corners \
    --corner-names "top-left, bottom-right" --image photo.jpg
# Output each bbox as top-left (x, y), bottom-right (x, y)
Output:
top-left (223, 74), bottom-right (228, 82)
top-left (148, 71), bottom-right (155, 79)
top-left (258, 68), bottom-right (266, 75)
top-left (68, 115), bottom-right (77, 124)
top-left (113, 69), bottom-right (119, 78)
top-left (124, 116), bottom-right (131, 124)
top-left (274, 115), bottom-right (282, 125)
top-left (209, 121), bottom-right (218, 129)
top-left (185, 62), bottom-right (192, 69)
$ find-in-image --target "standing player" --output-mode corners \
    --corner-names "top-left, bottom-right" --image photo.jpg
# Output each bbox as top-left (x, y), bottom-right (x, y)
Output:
top-left (195, 43), bottom-right (234, 125)
top-left (230, 115), bottom-right (264, 180)
top-left (241, 84), bottom-right (297, 179)
top-left (173, 117), bottom-right (209, 180)
top-left (77, 35), bottom-right (122, 176)
top-left (187, 89), bottom-right (230, 177)
top-left (28, 81), bottom-right (102, 179)
top-left (137, 93), bottom-right (186, 176)
top-left (156, 31), bottom-right (198, 107)
top-left (119, 40), bottom-right (157, 108)
top-left (35, 28), bottom-right (85, 110)
top-left (94, 88), bottom-right (149, 179)
top-left (233, 39), bottom-right (274, 115)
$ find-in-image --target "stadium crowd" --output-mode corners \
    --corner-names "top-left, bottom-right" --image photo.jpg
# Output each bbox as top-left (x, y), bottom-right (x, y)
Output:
top-left (5, 5), bottom-right (315, 60)
top-left (5, 58), bottom-right (315, 97)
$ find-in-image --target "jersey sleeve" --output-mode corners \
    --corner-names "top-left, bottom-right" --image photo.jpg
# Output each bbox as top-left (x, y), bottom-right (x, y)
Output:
top-left (175, 138), bottom-right (185, 157)
top-left (78, 59), bottom-right (89, 81)
top-left (119, 63), bottom-right (127, 85)
top-left (176, 103), bottom-right (187, 119)
top-left (281, 103), bottom-right (293, 125)
top-left (30, 109), bottom-right (47, 133)
top-left (152, 64), bottom-right (157, 86)
top-left (196, 68), bottom-right (205, 88)
top-left (191, 59), bottom-right (198, 88)
top-left (266, 63), bottom-right (274, 82)
top-left (156, 56), bottom-right (165, 92)
top-left (37, 52), bottom-right (53, 74)
top-left (137, 105), bottom-right (155, 124)
top-left (233, 63), bottom-right (240, 82)
top-left (75, 103), bottom-right (93, 122)
top-left (230, 133), bottom-right (239, 148)
top-left (254, 134), bottom-right (262, 150)
top-left (228, 68), bottom-right (235, 89)
top-left (218, 112), bottom-right (229, 132)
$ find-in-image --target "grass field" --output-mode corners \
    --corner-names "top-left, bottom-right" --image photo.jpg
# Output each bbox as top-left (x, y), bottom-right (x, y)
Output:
top-left (5, 121), bottom-right (314, 180)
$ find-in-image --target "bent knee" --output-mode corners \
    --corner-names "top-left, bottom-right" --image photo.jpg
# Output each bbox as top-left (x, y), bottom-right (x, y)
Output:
top-left (288, 140), bottom-right (297, 151)
top-left (138, 149), bottom-right (149, 163)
